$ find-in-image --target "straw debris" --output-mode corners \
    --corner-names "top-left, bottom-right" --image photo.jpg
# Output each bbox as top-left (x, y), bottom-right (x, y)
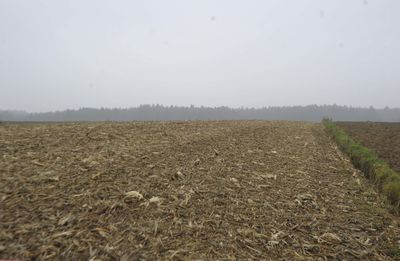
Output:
top-left (1, 121), bottom-right (399, 260)
top-left (124, 191), bottom-right (144, 200)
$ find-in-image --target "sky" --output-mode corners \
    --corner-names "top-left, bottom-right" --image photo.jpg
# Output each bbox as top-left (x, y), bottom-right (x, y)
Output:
top-left (0, 0), bottom-right (399, 112)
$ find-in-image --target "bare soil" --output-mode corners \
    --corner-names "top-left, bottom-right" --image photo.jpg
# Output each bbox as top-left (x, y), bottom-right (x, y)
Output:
top-left (336, 122), bottom-right (400, 173)
top-left (1, 121), bottom-right (399, 260)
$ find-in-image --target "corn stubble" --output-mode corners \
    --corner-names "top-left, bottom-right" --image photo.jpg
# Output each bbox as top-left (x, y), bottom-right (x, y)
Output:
top-left (1, 121), bottom-right (399, 260)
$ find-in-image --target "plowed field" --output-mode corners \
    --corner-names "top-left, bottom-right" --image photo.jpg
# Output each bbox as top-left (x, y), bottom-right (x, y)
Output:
top-left (1, 121), bottom-right (399, 260)
top-left (336, 122), bottom-right (400, 173)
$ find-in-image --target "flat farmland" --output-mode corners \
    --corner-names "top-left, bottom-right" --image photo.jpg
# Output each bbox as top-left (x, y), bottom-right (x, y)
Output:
top-left (336, 122), bottom-right (400, 172)
top-left (1, 121), bottom-right (400, 260)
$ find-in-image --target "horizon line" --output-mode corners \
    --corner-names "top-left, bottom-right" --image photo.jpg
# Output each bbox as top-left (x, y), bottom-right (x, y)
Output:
top-left (2, 104), bottom-right (400, 114)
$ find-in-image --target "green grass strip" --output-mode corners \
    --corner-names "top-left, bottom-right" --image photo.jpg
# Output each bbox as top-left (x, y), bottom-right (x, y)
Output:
top-left (322, 119), bottom-right (400, 211)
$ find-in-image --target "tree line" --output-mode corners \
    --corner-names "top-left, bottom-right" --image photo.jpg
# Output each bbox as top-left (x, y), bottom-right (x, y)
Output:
top-left (1, 104), bottom-right (399, 122)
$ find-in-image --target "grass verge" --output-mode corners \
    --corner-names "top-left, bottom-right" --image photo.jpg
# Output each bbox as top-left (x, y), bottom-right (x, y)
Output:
top-left (322, 119), bottom-right (400, 212)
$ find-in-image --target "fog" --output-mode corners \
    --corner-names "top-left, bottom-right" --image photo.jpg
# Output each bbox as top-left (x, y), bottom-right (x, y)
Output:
top-left (1, 0), bottom-right (399, 112)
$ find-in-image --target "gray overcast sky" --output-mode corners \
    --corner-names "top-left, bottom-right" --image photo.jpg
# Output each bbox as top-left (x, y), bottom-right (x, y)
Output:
top-left (0, 0), bottom-right (399, 112)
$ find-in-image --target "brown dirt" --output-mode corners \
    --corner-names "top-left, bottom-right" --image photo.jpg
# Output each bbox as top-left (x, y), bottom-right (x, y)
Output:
top-left (1, 121), bottom-right (400, 260)
top-left (336, 122), bottom-right (400, 173)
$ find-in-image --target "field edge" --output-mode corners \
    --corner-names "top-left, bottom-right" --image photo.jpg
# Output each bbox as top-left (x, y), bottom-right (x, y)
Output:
top-left (322, 119), bottom-right (400, 212)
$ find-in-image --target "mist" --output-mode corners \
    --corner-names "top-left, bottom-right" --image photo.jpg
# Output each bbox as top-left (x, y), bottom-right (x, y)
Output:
top-left (1, 0), bottom-right (400, 112)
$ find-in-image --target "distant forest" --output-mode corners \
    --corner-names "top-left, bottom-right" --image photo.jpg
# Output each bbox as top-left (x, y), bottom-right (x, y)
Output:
top-left (1, 105), bottom-right (399, 122)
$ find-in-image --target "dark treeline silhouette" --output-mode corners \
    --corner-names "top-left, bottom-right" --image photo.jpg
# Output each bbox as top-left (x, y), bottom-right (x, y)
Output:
top-left (1, 105), bottom-right (399, 122)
